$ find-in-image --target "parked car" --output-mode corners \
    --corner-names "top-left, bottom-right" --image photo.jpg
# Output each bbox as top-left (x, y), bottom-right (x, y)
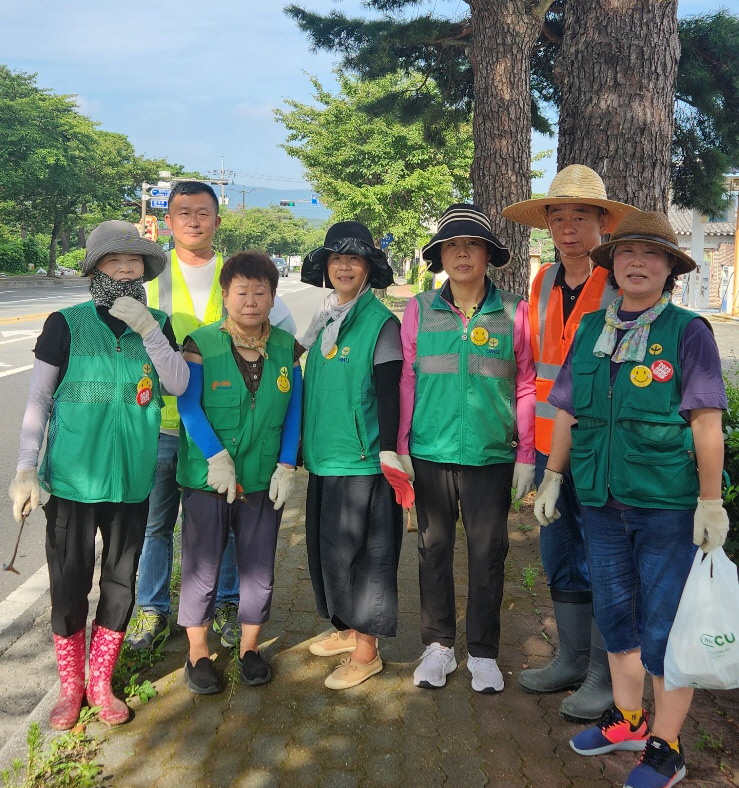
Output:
top-left (271, 256), bottom-right (288, 278)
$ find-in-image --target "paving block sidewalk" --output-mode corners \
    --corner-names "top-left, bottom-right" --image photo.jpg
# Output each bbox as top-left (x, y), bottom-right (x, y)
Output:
top-left (93, 467), bottom-right (739, 788)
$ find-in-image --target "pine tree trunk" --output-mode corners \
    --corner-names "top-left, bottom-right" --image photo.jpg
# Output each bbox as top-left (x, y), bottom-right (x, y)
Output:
top-left (469, 1), bottom-right (546, 295)
top-left (556, 0), bottom-right (679, 212)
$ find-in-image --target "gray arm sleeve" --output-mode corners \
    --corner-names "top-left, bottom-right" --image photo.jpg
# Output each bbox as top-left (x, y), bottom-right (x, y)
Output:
top-left (373, 319), bottom-right (403, 365)
top-left (17, 359), bottom-right (59, 471)
top-left (142, 329), bottom-right (190, 396)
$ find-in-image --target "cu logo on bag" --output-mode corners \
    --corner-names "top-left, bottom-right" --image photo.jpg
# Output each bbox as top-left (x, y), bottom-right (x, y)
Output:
top-left (700, 632), bottom-right (736, 649)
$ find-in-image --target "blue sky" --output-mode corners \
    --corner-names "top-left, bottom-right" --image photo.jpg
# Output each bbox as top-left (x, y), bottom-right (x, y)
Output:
top-left (0, 0), bottom-right (723, 198)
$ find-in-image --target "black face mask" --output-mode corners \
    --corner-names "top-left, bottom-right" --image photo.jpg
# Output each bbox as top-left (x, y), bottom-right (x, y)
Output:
top-left (88, 269), bottom-right (147, 308)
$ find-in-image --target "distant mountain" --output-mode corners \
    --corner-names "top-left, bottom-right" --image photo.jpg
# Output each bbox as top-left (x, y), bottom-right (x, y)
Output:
top-left (224, 183), bottom-right (332, 226)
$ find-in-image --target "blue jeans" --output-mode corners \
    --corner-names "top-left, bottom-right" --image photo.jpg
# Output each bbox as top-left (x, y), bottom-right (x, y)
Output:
top-left (136, 433), bottom-right (239, 614)
top-left (583, 504), bottom-right (696, 676)
top-left (535, 450), bottom-right (590, 592)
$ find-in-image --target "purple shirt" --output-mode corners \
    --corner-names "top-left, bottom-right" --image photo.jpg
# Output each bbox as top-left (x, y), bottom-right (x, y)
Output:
top-left (549, 311), bottom-right (727, 418)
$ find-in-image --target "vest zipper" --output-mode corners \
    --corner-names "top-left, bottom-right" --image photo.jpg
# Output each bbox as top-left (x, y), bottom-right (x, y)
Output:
top-left (251, 391), bottom-right (256, 410)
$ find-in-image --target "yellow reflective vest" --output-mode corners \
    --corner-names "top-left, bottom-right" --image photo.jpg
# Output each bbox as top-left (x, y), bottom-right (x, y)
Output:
top-left (147, 250), bottom-right (225, 429)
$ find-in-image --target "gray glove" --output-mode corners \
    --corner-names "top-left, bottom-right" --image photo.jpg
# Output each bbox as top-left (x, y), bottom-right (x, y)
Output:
top-left (397, 454), bottom-right (415, 482)
top-left (207, 449), bottom-right (236, 504)
top-left (533, 469), bottom-right (563, 526)
top-left (8, 468), bottom-right (40, 523)
top-left (693, 498), bottom-right (729, 553)
top-left (512, 462), bottom-right (535, 502)
top-left (109, 296), bottom-right (158, 337)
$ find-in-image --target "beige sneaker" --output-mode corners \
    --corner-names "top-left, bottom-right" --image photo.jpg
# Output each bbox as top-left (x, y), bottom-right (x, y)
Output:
top-left (324, 655), bottom-right (383, 690)
top-left (309, 630), bottom-right (358, 657)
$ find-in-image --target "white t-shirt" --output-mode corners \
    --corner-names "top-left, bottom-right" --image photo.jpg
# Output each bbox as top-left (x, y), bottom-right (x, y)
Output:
top-left (178, 255), bottom-right (217, 322)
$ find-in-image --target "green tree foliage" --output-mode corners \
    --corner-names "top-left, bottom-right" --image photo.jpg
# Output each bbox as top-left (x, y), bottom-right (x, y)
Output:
top-left (286, 2), bottom-right (739, 215)
top-left (0, 66), bottom-right (187, 271)
top-left (275, 71), bottom-right (474, 261)
top-left (216, 206), bottom-right (323, 258)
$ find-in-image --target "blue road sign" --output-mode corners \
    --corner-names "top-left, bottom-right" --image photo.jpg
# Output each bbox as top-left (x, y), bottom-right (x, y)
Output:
top-left (380, 232), bottom-right (394, 250)
top-left (311, 194), bottom-right (319, 206)
top-left (150, 199), bottom-right (169, 209)
top-left (150, 187), bottom-right (171, 197)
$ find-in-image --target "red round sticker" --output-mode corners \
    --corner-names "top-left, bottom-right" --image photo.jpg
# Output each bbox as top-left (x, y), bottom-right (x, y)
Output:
top-left (650, 359), bottom-right (674, 382)
top-left (136, 388), bottom-right (152, 406)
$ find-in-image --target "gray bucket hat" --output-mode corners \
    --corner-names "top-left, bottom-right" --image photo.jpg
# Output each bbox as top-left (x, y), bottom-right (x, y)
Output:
top-left (82, 220), bottom-right (167, 281)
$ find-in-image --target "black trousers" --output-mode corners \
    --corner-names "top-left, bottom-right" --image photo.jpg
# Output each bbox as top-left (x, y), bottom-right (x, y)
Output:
top-left (45, 495), bottom-right (149, 637)
top-left (414, 458), bottom-right (513, 659)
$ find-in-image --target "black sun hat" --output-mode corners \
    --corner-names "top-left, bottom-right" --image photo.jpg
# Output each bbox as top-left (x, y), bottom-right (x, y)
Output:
top-left (422, 204), bottom-right (510, 273)
top-left (301, 221), bottom-right (395, 289)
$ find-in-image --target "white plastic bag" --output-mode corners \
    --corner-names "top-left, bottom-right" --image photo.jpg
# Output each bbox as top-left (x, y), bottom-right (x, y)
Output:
top-left (664, 547), bottom-right (739, 691)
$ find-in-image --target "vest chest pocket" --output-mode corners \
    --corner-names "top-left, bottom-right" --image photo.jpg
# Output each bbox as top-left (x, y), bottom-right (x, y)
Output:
top-left (572, 358), bottom-right (600, 411)
top-left (204, 390), bottom-right (241, 430)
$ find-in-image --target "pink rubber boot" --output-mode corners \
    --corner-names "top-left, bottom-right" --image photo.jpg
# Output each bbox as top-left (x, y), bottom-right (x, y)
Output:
top-left (50, 629), bottom-right (86, 730)
top-left (86, 621), bottom-right (129, 726)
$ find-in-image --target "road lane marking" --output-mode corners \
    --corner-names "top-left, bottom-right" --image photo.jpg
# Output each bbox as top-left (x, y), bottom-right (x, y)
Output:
top-left (0, 365), bottom-right (33, 377)
top-left (0, 313), bottom-right (50, 325)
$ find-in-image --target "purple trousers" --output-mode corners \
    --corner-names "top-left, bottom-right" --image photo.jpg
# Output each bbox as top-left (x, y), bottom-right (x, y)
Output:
top-left (177, 488), bottom-right (282, 627)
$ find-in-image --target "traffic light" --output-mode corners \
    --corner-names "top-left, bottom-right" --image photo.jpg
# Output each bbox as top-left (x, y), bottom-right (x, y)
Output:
top-left (279, 200), bottom-right (295, 207)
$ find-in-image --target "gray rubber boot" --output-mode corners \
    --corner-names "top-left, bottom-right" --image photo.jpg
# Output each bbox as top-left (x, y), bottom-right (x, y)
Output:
top-left (559, 619), bottom-right (613, 723)
top-left (518, 590), bottom-right (591, 694)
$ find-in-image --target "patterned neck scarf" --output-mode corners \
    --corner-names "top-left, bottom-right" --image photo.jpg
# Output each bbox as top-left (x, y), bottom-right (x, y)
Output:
top-left (89, 269), bottom-right (146, 307)
top-left (593, 293), bottom-right (670, 363)
top-left (220, 316), bottom-right (271, 359)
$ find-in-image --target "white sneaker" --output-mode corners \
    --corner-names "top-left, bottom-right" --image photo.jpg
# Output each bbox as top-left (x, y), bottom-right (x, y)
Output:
top-left (413, 644), bottom-right (457, 688)
top-left (467, 656), bottom-right (504, 693)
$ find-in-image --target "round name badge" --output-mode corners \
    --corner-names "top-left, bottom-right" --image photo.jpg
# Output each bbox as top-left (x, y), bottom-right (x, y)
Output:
top-left (325, 345), bottom-right (338, 359)
top-left (136, 388), bottom-right (153, 406)
top-left (650, 359), bottom-right (674, 382)
top-left (470, 327), bottom-right (489, 346)
top-left (630, 365), bottom-right (653, 388)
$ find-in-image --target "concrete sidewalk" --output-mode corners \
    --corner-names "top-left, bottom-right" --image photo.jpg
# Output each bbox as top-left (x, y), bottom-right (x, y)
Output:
top-left (92, 467), bottom-right (739, 788)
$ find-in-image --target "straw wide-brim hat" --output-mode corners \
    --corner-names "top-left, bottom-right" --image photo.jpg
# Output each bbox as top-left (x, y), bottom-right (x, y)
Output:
top-left (82, 220), bottom-right (166, 281)
top-left (590, 211), bottom-right (696, 276)
top-left (422, 204), bottom-right (510, 273)
top-left (301, 220), bottom-right (394, 289)
top-left (502, 164), bottom-right (639, 233)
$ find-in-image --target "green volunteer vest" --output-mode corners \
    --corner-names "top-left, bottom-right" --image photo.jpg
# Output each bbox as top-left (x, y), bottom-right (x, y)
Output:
top-left (39, 300), bottom-right (167, 503)
top-left (302, 289), bottom-right (398, 476)
top-left (148, 250), bottom-right (225, 429)
top-left (569, 303), bottom-right (699, 509)
top-left (176, 320), bottom-right (294, 494)
top-left (410, 284), bottom-right (520, 465)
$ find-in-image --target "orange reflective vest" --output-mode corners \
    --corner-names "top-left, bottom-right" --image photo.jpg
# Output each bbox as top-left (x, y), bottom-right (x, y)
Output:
top-left (529, 264), bottom-right (617, 454)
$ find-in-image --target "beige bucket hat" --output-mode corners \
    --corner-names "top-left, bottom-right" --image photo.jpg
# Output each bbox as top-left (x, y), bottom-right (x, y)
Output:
top-left (502, 164), bottom-right (639, 233)
top-left (590, 211), bottom-right (696, 276)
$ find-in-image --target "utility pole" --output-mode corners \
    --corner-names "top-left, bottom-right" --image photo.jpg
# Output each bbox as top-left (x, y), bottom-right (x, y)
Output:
top-left (209, 156), bottom-right (236, 206)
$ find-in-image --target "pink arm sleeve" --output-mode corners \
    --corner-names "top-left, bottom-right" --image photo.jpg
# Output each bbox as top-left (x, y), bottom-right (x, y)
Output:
top-left (513, 300), bottom-right (536, 463)
top-left (397, 297), bottom-right (419, 455)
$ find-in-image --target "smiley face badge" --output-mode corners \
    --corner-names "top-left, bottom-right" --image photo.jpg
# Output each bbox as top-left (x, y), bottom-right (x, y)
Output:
top-left (470, 327), bottom-right (489, 346)
top-left (629, 365), bottom-right (653, 388)
top-left (276, 366), bottom-right (291, 393)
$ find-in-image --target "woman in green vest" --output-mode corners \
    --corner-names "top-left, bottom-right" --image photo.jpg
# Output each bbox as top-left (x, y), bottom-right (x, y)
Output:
top-left (535, 212), bottom-right (729, 788)
top-left (8, 220), bottom-right (189, 731)
top-left (399, 204), bottom-right (536, 694)
top-left (176, 251), bottom-right (303, 693)
top-left (301, 221), bottom-right (414, 690)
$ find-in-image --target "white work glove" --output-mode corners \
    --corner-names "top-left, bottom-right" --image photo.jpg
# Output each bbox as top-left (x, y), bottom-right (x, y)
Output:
top-left (109, 296), bottom-right (158, 337)
top-left (512, 462), bottom-right (535, 501)
top-left (268, 464), bottom-right (296, 510)
top-left (693, 498), bottom-right (729, 553)
top-left (533, 469), bottom-right (563, 526)
top-left (8, 468), bottom-right (41, 523)
top-left (397, 454), bottom-right (415, 481)
top-left (207, 449), bottom-right (237, 504)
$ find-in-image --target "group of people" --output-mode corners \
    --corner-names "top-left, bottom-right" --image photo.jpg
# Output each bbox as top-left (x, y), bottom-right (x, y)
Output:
top-left (7, 167), bottom-right (731, 788)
